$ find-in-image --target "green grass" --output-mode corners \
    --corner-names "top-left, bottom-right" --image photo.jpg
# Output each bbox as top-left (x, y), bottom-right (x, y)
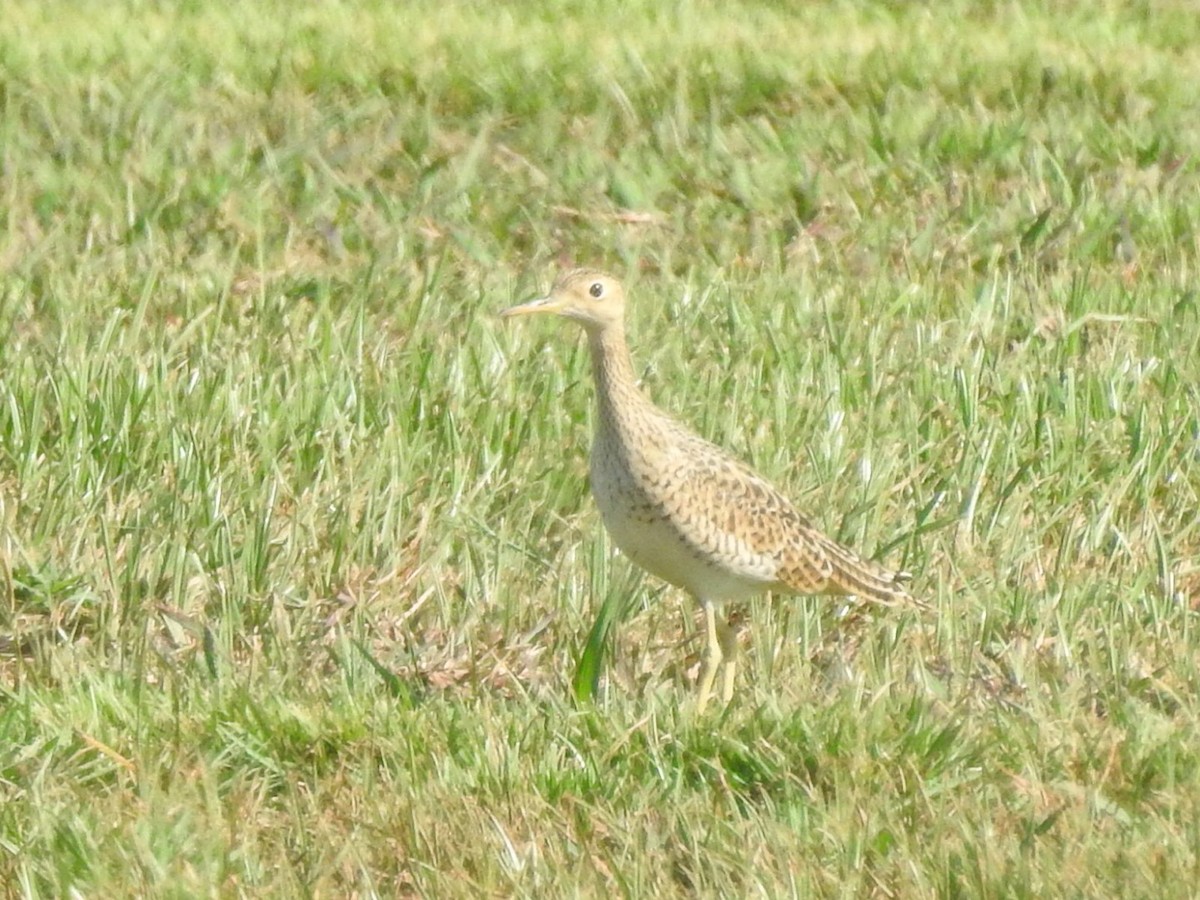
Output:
top-left (2, 0), bottom-right (1199, 894)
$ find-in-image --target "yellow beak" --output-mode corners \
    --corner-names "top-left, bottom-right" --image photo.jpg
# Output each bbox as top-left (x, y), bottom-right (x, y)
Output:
top-left (499, 296), bottom-right (562, 318)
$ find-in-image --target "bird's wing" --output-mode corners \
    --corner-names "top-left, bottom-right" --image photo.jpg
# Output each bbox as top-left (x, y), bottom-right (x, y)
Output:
top-left (662, 436), bottom-right (913, 604)
top-left (649, 437), bottom-right (832, 592)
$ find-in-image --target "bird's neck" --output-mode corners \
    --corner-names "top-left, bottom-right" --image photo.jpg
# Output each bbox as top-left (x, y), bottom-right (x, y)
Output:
top-left (587, 325), bottom-right (656, 431)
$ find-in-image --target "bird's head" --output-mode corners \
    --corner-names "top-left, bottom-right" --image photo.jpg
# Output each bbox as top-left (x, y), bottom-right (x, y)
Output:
top-left (501, 269), bottom-right (626, 333)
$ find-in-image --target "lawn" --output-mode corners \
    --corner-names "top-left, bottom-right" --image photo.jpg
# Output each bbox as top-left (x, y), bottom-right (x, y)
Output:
top-left (2, 0), bottom-right (1199, 895)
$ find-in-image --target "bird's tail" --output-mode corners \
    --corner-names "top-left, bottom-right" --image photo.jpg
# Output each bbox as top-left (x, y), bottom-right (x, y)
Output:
top-left (818, 534), bottom-right (928, 611)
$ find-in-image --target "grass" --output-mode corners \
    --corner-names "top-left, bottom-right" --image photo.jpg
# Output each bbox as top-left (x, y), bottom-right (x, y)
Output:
top-left (2, 0), bottom-right (1199, 894)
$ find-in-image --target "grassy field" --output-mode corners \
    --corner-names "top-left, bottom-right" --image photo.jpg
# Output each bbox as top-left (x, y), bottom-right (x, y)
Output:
top-left (2, 0), bottom-right (1199, 895)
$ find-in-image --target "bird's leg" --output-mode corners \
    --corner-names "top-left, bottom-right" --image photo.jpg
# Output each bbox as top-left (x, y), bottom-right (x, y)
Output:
top-left (716, 615), bottom-right (738, 704)
top-left (696, 600), bottom-right (724, 713)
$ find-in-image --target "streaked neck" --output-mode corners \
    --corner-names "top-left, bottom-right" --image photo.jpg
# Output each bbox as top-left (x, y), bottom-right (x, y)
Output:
top-left (587, 325), bottom-right (653, 430)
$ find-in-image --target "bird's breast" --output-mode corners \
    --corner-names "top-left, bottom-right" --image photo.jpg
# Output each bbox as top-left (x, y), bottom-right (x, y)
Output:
top-left (588, 434), bottom-right (769, 602)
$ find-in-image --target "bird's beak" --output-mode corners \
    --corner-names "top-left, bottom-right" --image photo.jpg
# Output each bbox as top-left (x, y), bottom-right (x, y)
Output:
top-left (499, 295), bottom-right (563, 318)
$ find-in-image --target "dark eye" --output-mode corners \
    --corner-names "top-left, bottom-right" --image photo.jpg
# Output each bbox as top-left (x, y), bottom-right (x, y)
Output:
top-left (589, 282), bottom-right (604, 298)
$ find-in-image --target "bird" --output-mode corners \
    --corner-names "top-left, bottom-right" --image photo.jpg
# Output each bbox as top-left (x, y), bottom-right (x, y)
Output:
top-left (501, 268), bottom-right (917, 711)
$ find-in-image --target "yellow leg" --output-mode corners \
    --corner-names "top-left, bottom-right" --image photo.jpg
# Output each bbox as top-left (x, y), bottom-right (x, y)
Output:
top-left (696, 601), bottom-right (723, 713)
top-left (716, 616), bottom-right (738, 704)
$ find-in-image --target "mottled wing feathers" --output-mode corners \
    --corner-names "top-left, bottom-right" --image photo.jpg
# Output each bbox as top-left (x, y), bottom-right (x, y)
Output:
top-left (662, 430), bottom-right (913, 605)
top-left (660, 444), bottom-right (833, 591)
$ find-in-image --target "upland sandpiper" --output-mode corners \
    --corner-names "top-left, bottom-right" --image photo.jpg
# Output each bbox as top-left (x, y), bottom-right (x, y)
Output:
top-left (502, 269), bottom-right (916, 710)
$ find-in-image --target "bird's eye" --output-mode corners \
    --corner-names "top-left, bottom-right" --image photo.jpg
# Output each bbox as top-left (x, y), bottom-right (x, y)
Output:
top-left (589, 282), bottom-right (604, 298)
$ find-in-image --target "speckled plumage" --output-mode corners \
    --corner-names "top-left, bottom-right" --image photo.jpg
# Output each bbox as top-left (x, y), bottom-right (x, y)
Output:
top-left (502, 269), bottom-right (915, 710)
